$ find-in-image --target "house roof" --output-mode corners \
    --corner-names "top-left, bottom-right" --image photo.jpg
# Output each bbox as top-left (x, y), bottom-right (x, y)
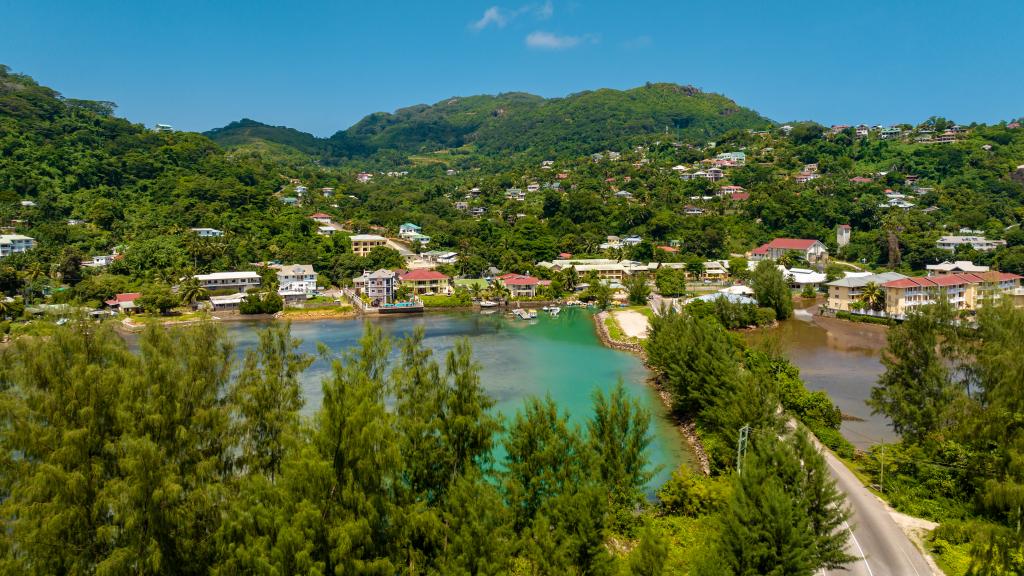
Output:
top-left (195, 271), bottom-right (261, 281)
top-left (755, 238), bottom-right (823, 252)
top-left (730, 192), bottom-right (750, 201)
top-left (105, 292), bottom-right (141, 306)
top-left (400, 269), bottom-right (450, 281)
top-left (850, 177), bottom-right (873, 183)
top-left (309, 212), bottom-right (331, 219)
top-left (828, 272), bottom-right (907, 288)
top-left (882, 272), bottom-right (1022, 289)
top-left (499, 274), bottom-right (539, 286)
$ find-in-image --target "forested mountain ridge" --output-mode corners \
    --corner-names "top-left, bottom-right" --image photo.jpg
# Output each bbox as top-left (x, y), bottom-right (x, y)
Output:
top-left (205, 83), bottom-right (773, 162)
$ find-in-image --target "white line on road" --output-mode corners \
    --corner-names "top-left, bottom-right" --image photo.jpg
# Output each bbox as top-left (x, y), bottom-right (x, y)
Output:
top-left (845, 520), bottom-right (874, 576)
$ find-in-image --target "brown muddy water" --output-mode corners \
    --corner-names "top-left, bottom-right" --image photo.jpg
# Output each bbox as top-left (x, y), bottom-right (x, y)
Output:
top-left (745, 302), bottom-right (897, 449)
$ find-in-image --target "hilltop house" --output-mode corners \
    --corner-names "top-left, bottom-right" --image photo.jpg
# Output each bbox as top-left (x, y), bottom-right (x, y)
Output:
top-left (936, 235), bottom-right (1007, 252)
top-left (749, 238), bottom-right (828, 264)
top-left (191, 228), bottom-right (224, 238)
top-left (718, 185), bottom-right (744, 197)
top-left (349, 234), bottom-right (387, 257)
top-left (309, 213), bottom-right (333, 225)
top-left (421, 250), bottom-right (458, 265)
top-left (399, 223), bottom-right (422, 238)
top-left (0, 234), bottom-right (35, 258)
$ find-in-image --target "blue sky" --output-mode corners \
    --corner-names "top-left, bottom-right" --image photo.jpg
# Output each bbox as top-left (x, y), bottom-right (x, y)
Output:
top-left (2, 0), bottom-right (1022, 136)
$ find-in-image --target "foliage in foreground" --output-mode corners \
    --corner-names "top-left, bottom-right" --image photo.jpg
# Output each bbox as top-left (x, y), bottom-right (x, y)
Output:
top-left (0, 320), bottom-right (658, 575)
top-left (867, 300), bottom-right (1024, 573)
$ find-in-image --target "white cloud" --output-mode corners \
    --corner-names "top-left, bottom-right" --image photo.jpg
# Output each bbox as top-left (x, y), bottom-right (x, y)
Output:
top-left (525, 30), bottom-right (595, 50)
top-left (471, 6), bottom-right (509, 30)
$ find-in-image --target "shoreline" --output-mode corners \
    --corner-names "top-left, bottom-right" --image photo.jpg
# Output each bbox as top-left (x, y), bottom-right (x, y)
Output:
top-left (592, 310), bottom-right (712, 476)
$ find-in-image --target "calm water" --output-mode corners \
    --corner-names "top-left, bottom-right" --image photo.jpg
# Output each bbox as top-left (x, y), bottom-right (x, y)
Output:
top-left (222, 308), bottom-right (688, 488)
top-left (746, 304), bottom-right (897, 449)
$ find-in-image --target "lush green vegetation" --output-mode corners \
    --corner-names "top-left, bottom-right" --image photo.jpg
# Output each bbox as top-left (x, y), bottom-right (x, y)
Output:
top-left (0, 320), bottom-right (670, 574)
top-left (207, 83), bottom-right (772, 163)
top-left (863, 301), bottom-right (1024, 574)
top-left (643, 309), bottom-right (852, 574)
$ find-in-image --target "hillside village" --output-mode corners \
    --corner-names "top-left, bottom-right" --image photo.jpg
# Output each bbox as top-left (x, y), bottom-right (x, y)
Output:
top-left (4, 100), bottom-right (1024, 328)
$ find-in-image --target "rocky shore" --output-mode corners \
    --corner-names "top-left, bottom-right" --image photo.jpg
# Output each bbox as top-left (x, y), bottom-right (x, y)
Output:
top-left (593, 310), bottom-right (711, 476)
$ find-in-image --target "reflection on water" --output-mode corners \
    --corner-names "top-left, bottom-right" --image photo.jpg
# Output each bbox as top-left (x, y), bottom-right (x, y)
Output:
top-left (222, 309), bottom-right (688, 488)
top-left (746, 302), bottom-right (896, 449)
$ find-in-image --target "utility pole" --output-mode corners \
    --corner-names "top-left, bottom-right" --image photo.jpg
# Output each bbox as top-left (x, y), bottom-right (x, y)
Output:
top-left (736, 425), bottom-right (751, 475)
top-left (879, 446), bottom-right (885, 494)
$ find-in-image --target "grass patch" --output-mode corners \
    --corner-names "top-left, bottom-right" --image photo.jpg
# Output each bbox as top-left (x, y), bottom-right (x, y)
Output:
top-left (454, 278), bottom-right (488, 289)
top-left (928, 538), bottom-right (972, 576)
top-left (650, 514), bottom-right (719, 574)
top-left (604, 314), bottom-right (639, 344)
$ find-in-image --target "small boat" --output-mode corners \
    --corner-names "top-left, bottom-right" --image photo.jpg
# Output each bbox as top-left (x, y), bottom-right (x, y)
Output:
top-left (548, 306), bottom-right (560, 317)
top-left (512, 308), bottom-right (531, 320)
top-left (479, 300), bottom-right (498, 308)
top-left (528, 310), bottom-right (538, 319)
top-left (541, 305), bottom-right (551, 312)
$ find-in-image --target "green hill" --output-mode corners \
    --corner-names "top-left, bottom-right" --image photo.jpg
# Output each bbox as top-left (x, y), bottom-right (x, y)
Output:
top-left (206, 83), bottom-right (773, 162)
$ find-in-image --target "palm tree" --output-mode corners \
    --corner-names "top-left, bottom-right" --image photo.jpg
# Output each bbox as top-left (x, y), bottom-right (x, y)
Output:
top-left (469, 282), bottom-right (483, 300)
top-left (859, 282), bottom-right (884, 311)
top-left (489, 282), bottom-right (510, 304)
top-left (179, 276), bottom-right (208, 307)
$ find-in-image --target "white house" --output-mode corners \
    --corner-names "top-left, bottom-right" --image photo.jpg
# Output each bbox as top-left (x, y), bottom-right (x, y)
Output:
top-left (191, 227), bottom-right (224, 238)
top-left (268, 264), bottom-right (318, 293)
top-left (399, 223), bottom-right (422, 238)
top-left (936, 235), bottom-right (1007, 252)
top-left (194, 271), bottom-right (262, 292)
top-left (0, 234), bottom-right (35, 258)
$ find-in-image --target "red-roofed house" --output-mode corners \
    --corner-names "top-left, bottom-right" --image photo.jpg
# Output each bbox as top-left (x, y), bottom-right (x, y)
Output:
top-left (105, 292), bottom-right (142, 312)
top-left (498, 273), bottom-right (541, 298)
top-left (398, 269), bottom-right (452, 295)
top-left (730, 192), bottom-right (750, 201)
top-left (749, 238), bottom-right (828, 264)
top-left (718, 185), bottom-right (745, 197)
top-left (849, 177), bottom-right (873, 184)
top-left (309, 213), bottom-right (332, 225)
top-left (657, 245), bottom-right (679, 254)
top-left (881, 272), bottom-right (1023, 318)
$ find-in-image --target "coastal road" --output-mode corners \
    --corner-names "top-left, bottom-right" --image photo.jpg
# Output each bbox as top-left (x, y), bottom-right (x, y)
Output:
top-left (818, 445), bottom-right (935, 575)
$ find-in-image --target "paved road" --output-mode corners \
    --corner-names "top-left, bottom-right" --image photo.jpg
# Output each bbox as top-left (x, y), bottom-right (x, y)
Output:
top-left (819, 446), bottom-right (935, 575)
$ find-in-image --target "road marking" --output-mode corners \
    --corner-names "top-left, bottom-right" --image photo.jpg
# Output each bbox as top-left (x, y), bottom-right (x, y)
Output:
top-left (896, 541), bottom-right (923, 576)
top-left (845, 521), bottom-right (874, 576)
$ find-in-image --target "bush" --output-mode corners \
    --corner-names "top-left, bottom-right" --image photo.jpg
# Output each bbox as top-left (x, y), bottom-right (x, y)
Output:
top-left (239, 291), bottom-right (283, 314)
top-left (755, 307), bottom-right (776, 326)
top-left (835, 310), bottom-right (894, 326)
top-left (657, 465), bottom-right (730, 517)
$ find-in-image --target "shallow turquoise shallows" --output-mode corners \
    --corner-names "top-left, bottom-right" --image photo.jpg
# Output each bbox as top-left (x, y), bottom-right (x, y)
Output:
top-left (222, 308), bottom-right (688, 489)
